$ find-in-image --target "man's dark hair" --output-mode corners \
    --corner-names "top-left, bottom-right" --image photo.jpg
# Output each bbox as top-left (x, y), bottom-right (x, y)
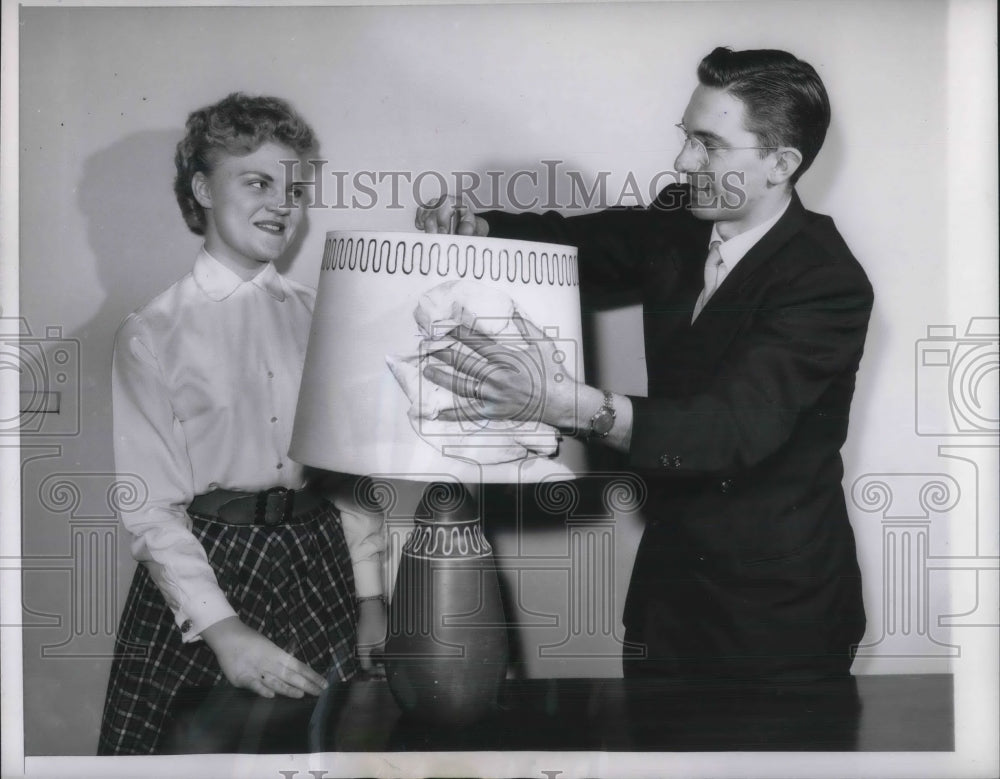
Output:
top-left (174, 92), bottom-right (317, 236)
top-left (697, 47), bottom-right (830, 184)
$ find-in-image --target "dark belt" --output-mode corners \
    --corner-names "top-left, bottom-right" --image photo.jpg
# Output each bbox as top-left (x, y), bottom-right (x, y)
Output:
top-left (188, 487), bottom-right (329, 527)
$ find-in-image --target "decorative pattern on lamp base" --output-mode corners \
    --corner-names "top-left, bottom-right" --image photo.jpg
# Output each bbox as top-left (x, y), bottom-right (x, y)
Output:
top-left (384, 482), bottom-right (509, 725)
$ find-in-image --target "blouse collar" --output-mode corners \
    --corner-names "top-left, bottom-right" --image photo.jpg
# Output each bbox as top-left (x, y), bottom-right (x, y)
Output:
top-left (193, 247), bottom-right (286, 302)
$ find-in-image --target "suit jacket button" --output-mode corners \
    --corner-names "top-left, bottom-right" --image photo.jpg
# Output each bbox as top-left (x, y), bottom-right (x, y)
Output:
top-left (659, 454), bottom-right (672, 468)
top-left (720, 479), bottom-right (733, 493)
top-left (672, 456), bottom-right (683, 468)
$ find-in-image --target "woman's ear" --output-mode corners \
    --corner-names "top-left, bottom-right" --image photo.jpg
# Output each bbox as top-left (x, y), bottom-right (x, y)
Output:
top-left (768, 147), bottom-right (803, 186)
top-left (191, 171), bottom-right (212, 209)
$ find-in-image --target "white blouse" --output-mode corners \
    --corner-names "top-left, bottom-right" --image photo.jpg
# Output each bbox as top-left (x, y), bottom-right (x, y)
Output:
top-left (112, 248), bottom-right (383, 642)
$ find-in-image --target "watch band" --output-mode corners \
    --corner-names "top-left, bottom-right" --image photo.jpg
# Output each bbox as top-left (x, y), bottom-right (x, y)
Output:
top-left (587, 390), bottom-right (616, 439)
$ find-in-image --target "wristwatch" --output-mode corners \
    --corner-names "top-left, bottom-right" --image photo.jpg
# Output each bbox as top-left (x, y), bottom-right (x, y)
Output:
top-left (587, 391), bottom-right (617, 439)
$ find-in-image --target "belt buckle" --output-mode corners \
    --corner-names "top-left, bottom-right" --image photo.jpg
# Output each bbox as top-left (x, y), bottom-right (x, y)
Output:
top-left (255, 487), bottom-right (295, 526)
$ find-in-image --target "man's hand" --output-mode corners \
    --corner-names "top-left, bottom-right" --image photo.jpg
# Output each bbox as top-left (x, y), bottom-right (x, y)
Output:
top-left (356, 598), bottom-right (387, 678)
top-left (420, 309), bottom-right (578, 431)
top-left (415, 194), bottom-right (489, 236)
top-left (201, 616), bottom-right (328, 698)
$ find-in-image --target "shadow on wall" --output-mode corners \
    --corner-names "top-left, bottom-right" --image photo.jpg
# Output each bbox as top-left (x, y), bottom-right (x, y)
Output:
top-left (71, 126), bottom-right (203, 621)
top-left (78, 129), bottom-right (195, 320)
top-left (20, 129), bottom-right (184, 755)
top-left (22, 129), bottom-right (186, 755)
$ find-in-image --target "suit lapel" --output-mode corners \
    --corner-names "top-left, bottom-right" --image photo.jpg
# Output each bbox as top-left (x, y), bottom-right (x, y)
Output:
top-left (645, 221), bottom-right (711, 332)
top-left (643, 191), bottom-right (810, 393)
top-left (713, 192), bottom-right (807, 301)
top-left (692, 192), bottom-right (807, 323)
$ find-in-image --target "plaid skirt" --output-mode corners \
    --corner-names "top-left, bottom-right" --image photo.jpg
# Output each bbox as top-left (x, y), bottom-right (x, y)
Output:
top-left (98, 501), bottom-right (358, 755)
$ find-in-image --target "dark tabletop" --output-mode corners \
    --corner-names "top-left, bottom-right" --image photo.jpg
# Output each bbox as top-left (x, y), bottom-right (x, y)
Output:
top-left (163, 674), bottom-right (953, 755)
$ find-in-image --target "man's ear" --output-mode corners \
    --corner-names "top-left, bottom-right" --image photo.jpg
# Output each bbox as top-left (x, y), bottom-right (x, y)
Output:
top-left (192, 171), bottom-right (212, 209)
top-left (768, 148), bottom-right (803, 186)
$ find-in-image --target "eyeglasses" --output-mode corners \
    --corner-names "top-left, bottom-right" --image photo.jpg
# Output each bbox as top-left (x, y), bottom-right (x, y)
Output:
top-left (675, 123), bottom-right (777, 165)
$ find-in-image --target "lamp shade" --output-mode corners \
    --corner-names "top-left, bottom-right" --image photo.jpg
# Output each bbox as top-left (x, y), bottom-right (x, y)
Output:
top-left (290, 230), bottom-right (586, 484)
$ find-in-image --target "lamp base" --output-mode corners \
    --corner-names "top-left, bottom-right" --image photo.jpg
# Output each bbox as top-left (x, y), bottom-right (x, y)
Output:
top-left (384, 482), bottom-right (509, 725)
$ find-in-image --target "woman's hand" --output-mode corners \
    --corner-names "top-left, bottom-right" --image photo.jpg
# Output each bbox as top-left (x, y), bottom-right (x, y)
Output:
top-left (356, 598), bottom-right (387, 678)
top-left (201, 616), bottom-right (328, 698)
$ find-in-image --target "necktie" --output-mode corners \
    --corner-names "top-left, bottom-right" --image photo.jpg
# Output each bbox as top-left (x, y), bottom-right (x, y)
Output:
top-left (691, 240), bottom-right (724, 322)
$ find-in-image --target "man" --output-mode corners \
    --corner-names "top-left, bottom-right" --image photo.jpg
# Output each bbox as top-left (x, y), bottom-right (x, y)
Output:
top-left (417, 47), bottom-right (872, 682)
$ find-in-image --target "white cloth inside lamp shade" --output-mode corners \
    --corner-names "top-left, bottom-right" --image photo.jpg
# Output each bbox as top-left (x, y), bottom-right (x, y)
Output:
top-left (290, 231), bottom-right (586, 484)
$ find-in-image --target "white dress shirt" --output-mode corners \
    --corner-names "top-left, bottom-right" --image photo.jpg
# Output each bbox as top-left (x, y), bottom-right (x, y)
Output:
top-left (112, 247), bottom-right (384, 642)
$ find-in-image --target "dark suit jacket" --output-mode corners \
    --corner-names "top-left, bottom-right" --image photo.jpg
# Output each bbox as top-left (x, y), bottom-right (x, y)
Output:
top-left (485, 184), bottom-right (872, 680)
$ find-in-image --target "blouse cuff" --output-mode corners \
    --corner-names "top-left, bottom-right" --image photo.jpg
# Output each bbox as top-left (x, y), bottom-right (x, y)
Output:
top-left (178, 591), bottom-right (239, 644)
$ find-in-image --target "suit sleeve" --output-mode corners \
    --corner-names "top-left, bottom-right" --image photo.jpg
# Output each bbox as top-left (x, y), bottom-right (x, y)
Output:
top-left (628, 259), bottom-right (874, 474)
top-left (483, 208), bottom-right (656, 297)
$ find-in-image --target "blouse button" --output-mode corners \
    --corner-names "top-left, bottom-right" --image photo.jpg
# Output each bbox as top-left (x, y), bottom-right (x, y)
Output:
top-left (270, 416), bottom-right (278, 423)
top-left (276, 462), bottom-right (284, 470)
top-left (267, 371), bottom-right (274, 379)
